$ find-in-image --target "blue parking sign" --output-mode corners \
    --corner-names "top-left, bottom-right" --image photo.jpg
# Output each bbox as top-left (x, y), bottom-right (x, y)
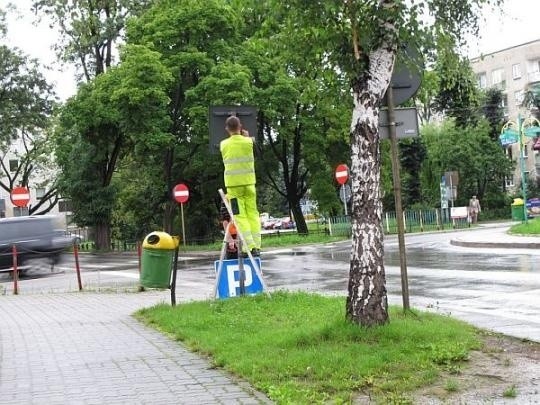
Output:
top-left (214, 258), bottom-right (263, 299)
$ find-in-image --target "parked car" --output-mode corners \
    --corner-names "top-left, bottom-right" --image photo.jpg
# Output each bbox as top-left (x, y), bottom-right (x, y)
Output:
top-left (0, 216), bottom-right (75, 272)
top-left (274, 217), bottom-right (296, 229)
top-left (262, 217), bottom-right (278, 230)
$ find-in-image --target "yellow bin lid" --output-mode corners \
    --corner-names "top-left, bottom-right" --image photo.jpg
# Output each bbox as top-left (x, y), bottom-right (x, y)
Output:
top-left (142, 231), bottom-right (178, 250)
top-left (512, 198), bottom-right (524, 205)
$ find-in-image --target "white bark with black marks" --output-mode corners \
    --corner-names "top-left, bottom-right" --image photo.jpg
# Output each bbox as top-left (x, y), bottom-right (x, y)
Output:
top-left (346, 47), bottom-right (394, 326)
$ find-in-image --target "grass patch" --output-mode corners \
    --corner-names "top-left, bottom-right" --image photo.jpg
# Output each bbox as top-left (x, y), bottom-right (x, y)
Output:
top-left (135, 291), bottom-right (480, 403)
top-left (503, 384), bottom-right (517, 398)
top-left (509, 217), bottom-right (540, 235)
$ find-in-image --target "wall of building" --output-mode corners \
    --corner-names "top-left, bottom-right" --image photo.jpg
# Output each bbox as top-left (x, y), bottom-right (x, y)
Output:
top-left (471, 39), bottom-right (540, 192)
top-left (0, 137), bottom-right (72, 228)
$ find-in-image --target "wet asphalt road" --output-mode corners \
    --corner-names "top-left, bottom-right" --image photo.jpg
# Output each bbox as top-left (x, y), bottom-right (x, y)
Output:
top-left (1, 225), bottom-right (539, 341)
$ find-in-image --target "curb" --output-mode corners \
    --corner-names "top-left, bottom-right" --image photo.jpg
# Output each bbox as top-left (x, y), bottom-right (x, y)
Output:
top-left (450, 239), bottom-right (540, 249)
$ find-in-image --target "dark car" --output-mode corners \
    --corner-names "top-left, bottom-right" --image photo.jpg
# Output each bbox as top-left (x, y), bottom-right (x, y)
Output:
top-left (0, 216), bottom-right (75, 272)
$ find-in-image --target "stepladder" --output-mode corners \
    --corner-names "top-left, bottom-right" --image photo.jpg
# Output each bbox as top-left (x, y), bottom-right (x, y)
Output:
top-left (214, 189), bottom-right (269, 299)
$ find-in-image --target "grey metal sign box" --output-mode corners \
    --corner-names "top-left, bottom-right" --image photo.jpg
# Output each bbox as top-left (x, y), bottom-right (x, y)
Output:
top-left (208, 106), bottom-right (258, 154)
top-left (378, 107), bottom-right (419, 140)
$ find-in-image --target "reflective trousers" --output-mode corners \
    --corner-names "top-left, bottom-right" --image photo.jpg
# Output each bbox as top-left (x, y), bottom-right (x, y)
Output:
top-left (226, 184), bottom-right (261, 251)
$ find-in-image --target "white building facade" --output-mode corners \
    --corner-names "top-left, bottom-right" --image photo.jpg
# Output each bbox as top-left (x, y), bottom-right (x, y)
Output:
top-left (0, 136), bottom-right (71, 227)
top-left (470, 39), bottom-right (540, 191)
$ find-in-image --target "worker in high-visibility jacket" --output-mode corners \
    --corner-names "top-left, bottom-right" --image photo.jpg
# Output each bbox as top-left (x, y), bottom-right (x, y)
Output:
top-left (220, 116), bottom-right (261, 257)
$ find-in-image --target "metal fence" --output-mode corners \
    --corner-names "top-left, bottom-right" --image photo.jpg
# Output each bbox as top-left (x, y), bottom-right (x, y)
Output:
top-left (328, 209), bottom-right (470, 237)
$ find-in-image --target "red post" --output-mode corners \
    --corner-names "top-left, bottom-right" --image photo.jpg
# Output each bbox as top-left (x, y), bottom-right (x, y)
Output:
top-left (137, 240), bottom-right (142, 274)
top-left (73, 243), bottom-right (83, 291)
top-left (12, 245), bottom-right (18, 295)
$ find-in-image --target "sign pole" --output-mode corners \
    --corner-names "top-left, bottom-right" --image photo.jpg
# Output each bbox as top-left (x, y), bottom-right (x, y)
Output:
top-left (335, 164), bottom-right (350, 216)
top-left (170, 242), bottom-right (180, 306)
top-left (180, 203), bottom-right (186, 247)
top-left (386, 86), bottom-right (410, 311)
top-left (341, 185), bottom-right (348, 215)
top-left (518, 115), bottom-right (528, 224)
top-left (173, 183), bottom-right (190, 246)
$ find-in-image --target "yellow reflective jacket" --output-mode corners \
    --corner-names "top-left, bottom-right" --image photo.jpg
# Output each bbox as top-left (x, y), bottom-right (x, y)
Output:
top-left (220, 134), bottom-right (256, 187)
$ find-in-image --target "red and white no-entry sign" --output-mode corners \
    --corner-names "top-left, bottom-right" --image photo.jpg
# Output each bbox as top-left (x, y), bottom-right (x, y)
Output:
top-left (173, 183), bottom-right (189, 204)
top-left (10, 186), bottom-right (30, 207)
top-left (335, 164), bottom-right (349, 185)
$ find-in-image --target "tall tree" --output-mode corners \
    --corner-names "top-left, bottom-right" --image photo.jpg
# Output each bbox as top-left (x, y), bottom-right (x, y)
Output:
top-left (0, 41), bottom-right (57, 212)
top-left (54, 45), bottom-right (172, 248)
top-left (414, 70), bottom-right (440, 125)
top-left (33, 0), bottom-right (153, 248)
top-left (32, 0), bottom-right (151, 80)
top-left (420, 119), bottom-right (512, 205)
top-left (275, 0), bottom-right (502, 326)
top-left (126, 0), bottom-right (241, 235)
top-left (481, 88), bottom-right (505, 142)
top-left (235, 35), bottom-right (350, 234)
top-left (433, 35), bottom-right (480, 128)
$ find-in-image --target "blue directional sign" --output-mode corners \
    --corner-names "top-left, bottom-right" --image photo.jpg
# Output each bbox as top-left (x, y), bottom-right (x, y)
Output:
top-left (499, 131), bottom-right (519, 146)
top-left (214, 258), bottom-right (263, 299)
top-left (523, 126), bottom-right (540, 138)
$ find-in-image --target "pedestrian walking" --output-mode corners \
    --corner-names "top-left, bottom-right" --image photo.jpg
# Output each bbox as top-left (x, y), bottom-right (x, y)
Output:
top-left (468, 195), bottom-right (481, 224)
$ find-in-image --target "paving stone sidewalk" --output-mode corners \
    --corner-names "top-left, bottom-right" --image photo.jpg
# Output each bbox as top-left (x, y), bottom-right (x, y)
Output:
top-left (0, 291), bottom-right (271, 404)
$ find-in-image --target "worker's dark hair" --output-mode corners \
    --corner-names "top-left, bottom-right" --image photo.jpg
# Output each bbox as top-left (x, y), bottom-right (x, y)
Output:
top-left (225, 116), bottom-right (241, 132)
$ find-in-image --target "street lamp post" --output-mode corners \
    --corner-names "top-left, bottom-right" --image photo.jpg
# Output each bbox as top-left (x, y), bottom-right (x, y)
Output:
top-left (500, 114), bottom-right (540, 224)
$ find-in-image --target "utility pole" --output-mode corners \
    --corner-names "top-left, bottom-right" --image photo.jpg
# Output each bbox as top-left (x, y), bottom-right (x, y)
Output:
top-left (386, 86), bottom-right (410, 311)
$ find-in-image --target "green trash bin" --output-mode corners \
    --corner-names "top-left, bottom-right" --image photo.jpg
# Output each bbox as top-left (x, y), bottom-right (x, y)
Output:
top-left (511, 198), bottom-right (526, 221)
top-left (140, 231), bottom-right (178, 288)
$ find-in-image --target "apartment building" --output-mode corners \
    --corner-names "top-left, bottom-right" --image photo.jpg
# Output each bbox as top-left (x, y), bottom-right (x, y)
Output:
top-left (470, 39), bottom-right (540, 190)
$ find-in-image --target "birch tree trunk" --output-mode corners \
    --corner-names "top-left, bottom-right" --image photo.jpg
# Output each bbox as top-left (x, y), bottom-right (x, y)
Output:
top-left (346, 47), bottom-right (395, 326)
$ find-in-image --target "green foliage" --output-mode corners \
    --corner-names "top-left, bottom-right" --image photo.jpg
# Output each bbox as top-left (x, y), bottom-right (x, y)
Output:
top-left (509, 217), bottom-right (540, 235)
top-left (0, 25), bottom-right (58, 210)
top-left (433, 36), bottom-right (480, 128)
top-left (135, 292), bottom-right (481, 403)
top-left (32, 0), bottom-right (153, 79)
top-left (503, 385), bottom-right (517, 398)
top-left (0, 45), bottom-right (55, 146)
top-left (420, 119), bottom-right (512, 207)
top-left (481, 88), bottom-right (506, 141)
top-left (399, 138), bottom-right (427, 207)
top-left (444, 379), bottom-right (459, 392)
top-left (55, 44), bottom-right (172, 235)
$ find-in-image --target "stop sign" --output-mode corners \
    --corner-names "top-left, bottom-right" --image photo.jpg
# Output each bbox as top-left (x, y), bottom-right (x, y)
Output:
top-left (173, 183), bottom-right (189, 204)
top-left (10, 186), bottom-right (31, 208)
top-left (335, 164), bottom-right (349, 185)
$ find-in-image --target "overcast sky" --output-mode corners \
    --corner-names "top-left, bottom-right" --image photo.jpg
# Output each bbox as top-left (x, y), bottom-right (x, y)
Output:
top-left (1, 0), bottom-right (540, 100)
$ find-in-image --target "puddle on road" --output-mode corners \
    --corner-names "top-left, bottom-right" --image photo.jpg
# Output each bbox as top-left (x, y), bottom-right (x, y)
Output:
top-left (313, 246), bottom-right (540, 273)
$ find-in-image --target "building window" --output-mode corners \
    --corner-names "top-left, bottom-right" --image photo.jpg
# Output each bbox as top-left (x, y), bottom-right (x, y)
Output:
top-left (36, 188), bottom-right (45, 200)
top-left (13, 207), bottom-right (29, 217)
top-left (491, 68), bottom-right (505, 88)
top-left (9, 159), bottom-right (18, 172)
top-left (505, 177), bottom-right (514, 187)
top-left (514, 90), bottom-right (524, 106)
top-left (477, 72), bottom-right (487, 89)
top-left (501, 93), bottom-right (509, 116)
top-left (505, 146), bottom-right (513, 160)
top-left (528, 60), bottom-right (540, 73)
top-left (512, 64), bottom-right (522, 79)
